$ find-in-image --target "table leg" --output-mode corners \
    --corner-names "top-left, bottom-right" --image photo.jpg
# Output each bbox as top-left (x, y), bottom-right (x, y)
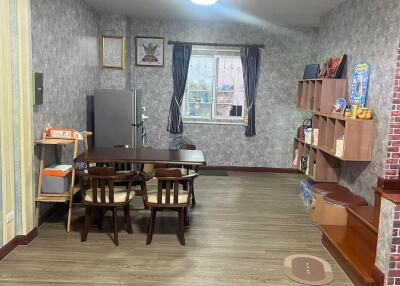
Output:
top-left (184, 207), bottom-right (190, 227)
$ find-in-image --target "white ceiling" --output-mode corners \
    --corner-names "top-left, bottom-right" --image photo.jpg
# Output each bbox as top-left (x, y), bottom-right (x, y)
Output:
top-left (86, 0), bottom-right (346, 28)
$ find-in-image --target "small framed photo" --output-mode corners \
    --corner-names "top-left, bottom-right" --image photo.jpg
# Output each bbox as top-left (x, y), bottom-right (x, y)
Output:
top-left (135, 36), bottom-right (164, 67)
top-left (100, 36), bottom-right (125, 69)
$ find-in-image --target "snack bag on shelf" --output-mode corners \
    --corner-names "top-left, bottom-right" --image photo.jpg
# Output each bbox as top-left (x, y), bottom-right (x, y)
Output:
top-left (45, 127), bottom-right (77, 139)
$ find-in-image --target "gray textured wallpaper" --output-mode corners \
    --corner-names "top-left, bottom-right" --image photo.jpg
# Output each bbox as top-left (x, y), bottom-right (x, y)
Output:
top-left (319, 0), bottom-right (400, 204)
top-left (130, 19), bottom-right (318, 168)
top-left (99, 14), bottom-right (129, 89)
top-left (31, 0), bottom-right (100, 203)
top-left (376, 197), bottom-right (395, 276)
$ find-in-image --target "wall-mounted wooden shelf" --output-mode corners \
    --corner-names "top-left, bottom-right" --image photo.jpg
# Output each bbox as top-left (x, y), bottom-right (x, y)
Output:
top-left (293, 78), bottom-right (375, 182)
top-left (297, 79), bottom-right (348, 113)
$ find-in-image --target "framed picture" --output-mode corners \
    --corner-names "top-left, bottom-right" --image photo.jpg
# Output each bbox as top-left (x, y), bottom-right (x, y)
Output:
top-left (100, 36), bottom-right (125, 69)
top-left (135, 36), bottom-right (164, 67)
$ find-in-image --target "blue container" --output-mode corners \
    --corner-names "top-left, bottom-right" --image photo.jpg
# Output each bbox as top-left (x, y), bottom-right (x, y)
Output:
top-left (300, 179), bottom-right (313, 208)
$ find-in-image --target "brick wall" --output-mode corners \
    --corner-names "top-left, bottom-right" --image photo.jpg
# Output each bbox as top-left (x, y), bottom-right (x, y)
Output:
top-left (385, 46), bottom-right (400, 179)
top-left (388, 205), bottom-right (400, 285)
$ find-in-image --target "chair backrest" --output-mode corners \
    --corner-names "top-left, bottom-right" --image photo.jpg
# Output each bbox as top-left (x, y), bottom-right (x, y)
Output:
top-left (85, 167), bottom-right (135, 206)
top-left (150, 168), bottom-right (195, 206)
top-left (179, 144), bottom-right (196, 150)
top-left (178, 144), bottom-right (198, 172)
top-left (113, 145), bottom-right (132, 171)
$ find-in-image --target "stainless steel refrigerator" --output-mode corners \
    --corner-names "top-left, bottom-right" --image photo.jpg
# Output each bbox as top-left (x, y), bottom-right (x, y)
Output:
top-left (94, 89), bottom-right (142, 148)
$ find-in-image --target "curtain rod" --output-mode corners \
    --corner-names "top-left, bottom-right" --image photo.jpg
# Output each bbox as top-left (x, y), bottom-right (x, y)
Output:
top-left (168, 40), bottom-right (264, 49)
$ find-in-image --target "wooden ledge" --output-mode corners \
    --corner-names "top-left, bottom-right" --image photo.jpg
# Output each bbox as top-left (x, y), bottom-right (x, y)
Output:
top-left (320, 225), bottom-right (377, 285)
top-left (382, 193), bottom-right (400, 205)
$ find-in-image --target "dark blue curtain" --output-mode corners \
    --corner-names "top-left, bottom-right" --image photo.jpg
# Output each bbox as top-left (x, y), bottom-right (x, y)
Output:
top-left (167, 44), bottom-right (192, 134)
top-left (241, 47), bottom-right (261, 137)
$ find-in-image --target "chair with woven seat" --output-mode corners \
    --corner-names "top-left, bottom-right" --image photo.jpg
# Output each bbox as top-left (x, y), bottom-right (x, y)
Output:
top-left (145, 168), bottom-right (198, 245)
top-left (80, 167), bottom-right (136, 246)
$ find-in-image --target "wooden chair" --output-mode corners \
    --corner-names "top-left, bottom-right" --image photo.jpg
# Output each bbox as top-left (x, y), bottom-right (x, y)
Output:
top-left (178, 144), bottom-right (199, 206)
top-left (80, 167), bottom-right (136, 246)
top-left (145, 168), bottom-right (198, 245)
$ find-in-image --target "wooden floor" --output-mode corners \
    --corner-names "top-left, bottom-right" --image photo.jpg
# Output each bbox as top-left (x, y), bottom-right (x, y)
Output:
top-left (0, 172), bottom-right (353, 285)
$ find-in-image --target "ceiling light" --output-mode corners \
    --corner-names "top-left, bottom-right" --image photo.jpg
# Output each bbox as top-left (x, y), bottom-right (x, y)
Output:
top-left (191, 0), bottom-right (218, 6)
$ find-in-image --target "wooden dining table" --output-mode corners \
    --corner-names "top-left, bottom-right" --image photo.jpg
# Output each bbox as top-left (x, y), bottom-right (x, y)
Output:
top-left (75, 147), bottom-right (206, 166)
top-left (75, 147), bottom-right (206, 226)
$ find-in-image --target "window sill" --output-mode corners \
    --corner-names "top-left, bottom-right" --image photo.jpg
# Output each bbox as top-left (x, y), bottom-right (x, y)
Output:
top-left (183, 119), bottom-right (244, 126)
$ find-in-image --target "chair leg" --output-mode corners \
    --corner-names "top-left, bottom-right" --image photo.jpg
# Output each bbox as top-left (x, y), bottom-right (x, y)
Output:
top-left (184, 207), bottom-right (190, 227)
top-left (124, 204), bottom-right (133, 234)
top-left (81, 207), bottom-right (92, 242)
top-left (191, 185), bottom-right (196, 207)
top-left (141, 181), bottom-right (148, 210)
top-left (146, 209), bottom-right (157, 245)
top-left (112, 207), bottom-right (119, 246)
top-left (178, 208), bottom-right (185, 245)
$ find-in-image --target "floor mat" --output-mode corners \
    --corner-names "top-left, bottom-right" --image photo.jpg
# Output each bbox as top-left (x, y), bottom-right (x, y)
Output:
top-left (199, 170), bottom-right (229, 176)
top-left (284, 254), bottom-right (333, 285)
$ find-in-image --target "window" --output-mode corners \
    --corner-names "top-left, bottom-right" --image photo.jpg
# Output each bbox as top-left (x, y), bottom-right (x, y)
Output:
top-left (182, 47), bottom-right (245, 124)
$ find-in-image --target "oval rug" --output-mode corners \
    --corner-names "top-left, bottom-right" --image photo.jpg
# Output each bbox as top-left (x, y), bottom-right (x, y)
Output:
top-left (284, 254), bottom-right (333, 285)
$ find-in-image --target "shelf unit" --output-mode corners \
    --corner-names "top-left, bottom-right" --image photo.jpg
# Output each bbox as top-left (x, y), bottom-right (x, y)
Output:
top-left (35, 131), bottom-right (91, 232)
top-left (297, 79), bottom-right (348, 113)
top-left (293, 78), bottom-right (375, 182)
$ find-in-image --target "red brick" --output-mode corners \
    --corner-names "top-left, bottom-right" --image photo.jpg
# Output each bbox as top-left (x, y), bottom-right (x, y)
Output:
top-left (394, 129), bottom-right (400, 135)
top-left (388, 277), bottom-right (394, 285)
top-left (390, 135), bottom-right (400, 141)
top-left (389, 269), bottom-right (400, 276)
top-left (391, 124), bottom-right (400, 129)
top-left (392, 153), bottom-right (400, 159)
top-left (389, 147), bottom-right (400, 152)
top-left (387, 158), bottom-right (399, 164)
top-left (396, 261), bottom-right (400, 269)
top-left (396, 206), bottom-right (400, 211)
top-left (391, 141), bottom-right (400, 147)
top-left (387, 170), bottom-right (397, 176)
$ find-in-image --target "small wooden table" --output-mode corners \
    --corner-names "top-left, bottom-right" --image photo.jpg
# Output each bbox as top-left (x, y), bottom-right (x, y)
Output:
top-left (75, 148), bottom-right (206, 226)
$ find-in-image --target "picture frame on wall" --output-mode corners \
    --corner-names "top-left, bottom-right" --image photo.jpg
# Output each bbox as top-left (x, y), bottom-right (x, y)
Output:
top-left (100, 36), bottom-right (126, 69)
top-left (135, 36), bottom-right (164, 67)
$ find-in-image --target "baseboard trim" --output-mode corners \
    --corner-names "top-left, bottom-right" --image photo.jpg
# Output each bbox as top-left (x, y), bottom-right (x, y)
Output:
top-left (0, 227), bottom-right (38, 261)
top-left (198, 165), bottom-right (302, 174)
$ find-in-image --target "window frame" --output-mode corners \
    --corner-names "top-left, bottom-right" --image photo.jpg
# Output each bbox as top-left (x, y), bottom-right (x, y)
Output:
top-left (182, 47), bottom-right (245, 125)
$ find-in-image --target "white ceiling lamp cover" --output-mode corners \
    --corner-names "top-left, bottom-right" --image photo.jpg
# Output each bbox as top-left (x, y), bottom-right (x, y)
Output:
top-left (191, 0), bottom-right (218, 6)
